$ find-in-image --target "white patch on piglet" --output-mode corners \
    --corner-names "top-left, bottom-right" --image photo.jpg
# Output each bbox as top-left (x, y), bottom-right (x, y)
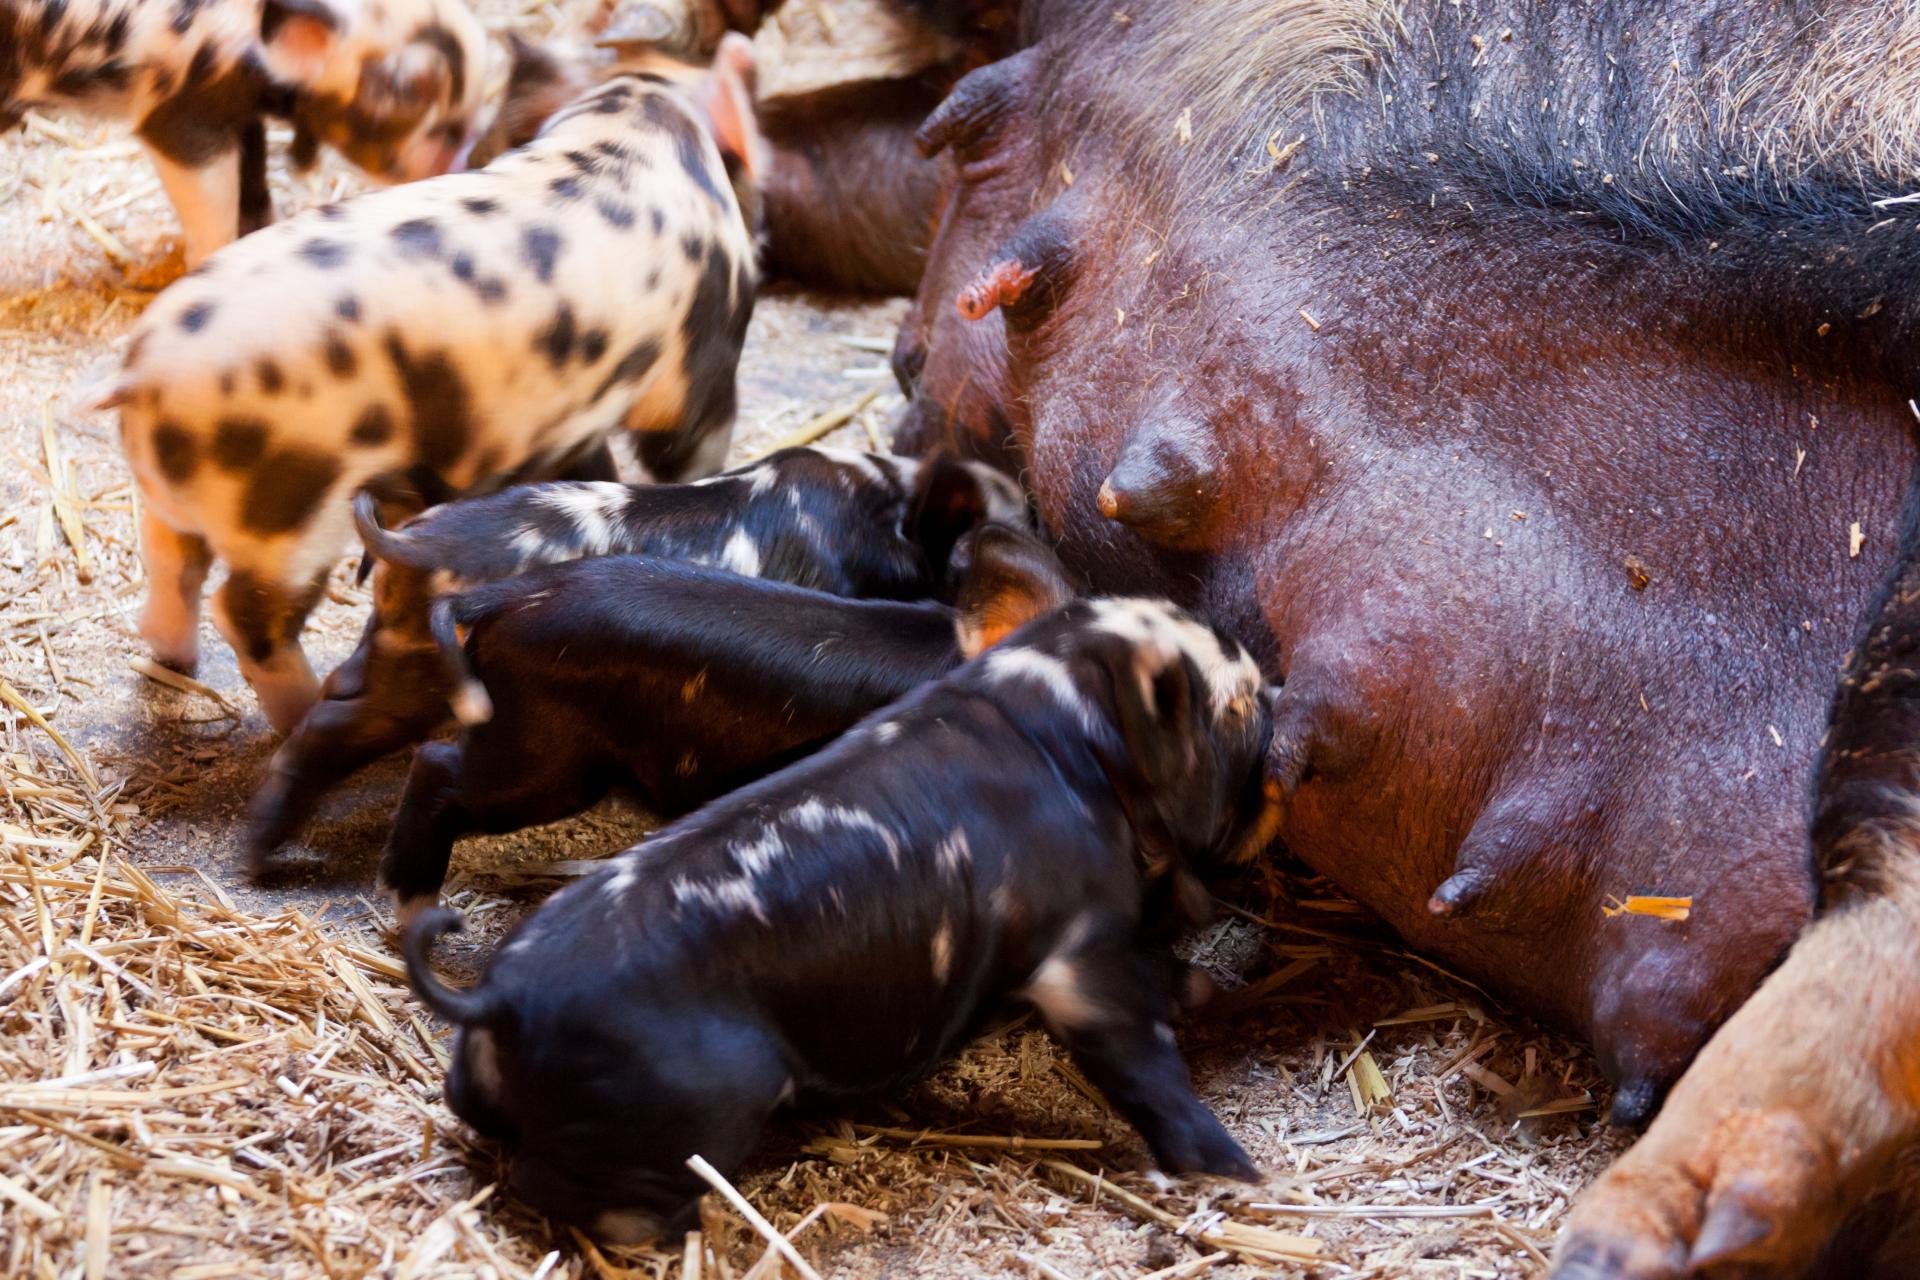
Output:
top-left (539, 484), bottom-right (625, 556)
top-left (671, 875), bottom-right (767, 922)
top-left (719, 528), bottom-right (762, 577)
top-left (1023, 916), bottom-right (1104, 1031)
top-left (982, 648), bottom-right (1099, 732)
top-left (936, 828), bottom-right (971, 875)
top-left (931, 919), bottom-right (954, 984)
top-left (786, 798), bottom-right (900, 867)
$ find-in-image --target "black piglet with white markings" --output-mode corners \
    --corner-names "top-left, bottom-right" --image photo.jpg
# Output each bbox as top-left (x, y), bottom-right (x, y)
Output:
top-left (244, 449), bottom-right (1029, 861)
top-left (381, 521), bottom-right (1076, 920)
top-left (405, 597), bottom-right (1278, 1242)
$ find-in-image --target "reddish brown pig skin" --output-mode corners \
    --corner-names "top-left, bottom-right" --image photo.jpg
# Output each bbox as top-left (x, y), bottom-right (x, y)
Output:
top-left (893, 5), bottom-right (1919, 1129)
top-left (1022, 206), bottom-right (1908, 1113)
top-left (759, 75), bottom-right (952, 294)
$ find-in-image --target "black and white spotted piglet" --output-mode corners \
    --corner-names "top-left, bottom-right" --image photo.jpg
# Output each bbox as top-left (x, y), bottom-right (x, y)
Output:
top-left (381, 521), bottom-right (1075, 919)
top-left (243, 448), bottom-right (1028, 859)
top-left (111, 38), bottom-right (762, 733)
top-left (3, 0), bottom-right (492, 265)
top-left (405, 597), bottom-right (1277, 1242)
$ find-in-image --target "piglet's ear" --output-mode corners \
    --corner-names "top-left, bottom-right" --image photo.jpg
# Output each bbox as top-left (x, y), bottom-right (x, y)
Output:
top-left (1110, 642), bottom-right (1198, 789)
top-left (260, 0), bottom-right (347, 85)
top-left (360, 42), bottom-right (451, 120)
top-left (698, 31), bottom-right (765, 182)
top-left (1098, 638), bottom-right (1224, 855)
top-left (952, 526), bottom-right (1076, 658)
top-left (908, 454), bottom-right (992, 589)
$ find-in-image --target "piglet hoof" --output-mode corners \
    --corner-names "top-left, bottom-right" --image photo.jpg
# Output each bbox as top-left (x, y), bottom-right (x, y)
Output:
top-left (139, 621), bottom-right (200, 675)
top-left (254, 679), bottom-right (320, 737)
top-left (241, 772), bottom-right (302, 865)
top-left (1553, 1108), bottom-right (1840, 1279)
top-left (1154, 1112), bottom-right (1259, 1183)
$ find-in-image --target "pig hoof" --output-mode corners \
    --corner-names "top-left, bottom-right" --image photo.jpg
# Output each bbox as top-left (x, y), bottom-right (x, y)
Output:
top-left (140, 623), bottom-right (200, 674)
top-left (1159, 1119), bottom-right (1259, 1182)
top-left (242, 779), bottom-right (300, 863)
top-left (1553, 1108), bottom-right (1840, 1279)
top-left (1609, 1077), bottom-right (1663, 1128)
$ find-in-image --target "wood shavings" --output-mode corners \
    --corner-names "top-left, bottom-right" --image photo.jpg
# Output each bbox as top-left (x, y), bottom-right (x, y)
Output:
top-left (40, 407), bottom-right (91, 581)
top-left (127, 658), bottom-right (239, 718)
top-left (687, 1153), bottom-right (825, 1280)
top-left (843, 1124), bottom-right (1103, 1152)
top-left (1266, 132), bottom-right (1305, 169)
top-left (1040, 1160), bottom-right (1321, 1265)
top-left (1345, 1042), bottom-right (1393, 1116)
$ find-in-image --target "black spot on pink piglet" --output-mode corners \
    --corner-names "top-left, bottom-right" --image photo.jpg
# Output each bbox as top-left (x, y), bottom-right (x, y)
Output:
top-left (212, 417), bottom-right (268, 469)
top-left (152, 422), bottom-right (199, 485)
top-left (391, 219), bottom-right (444, 259)
top-left (522, 226), bottom-right (561, 282)
top-left (384, 333), bottom-right (472, 472)
top-left (242, 448), bottom-right (340, 535)
top-left (301, 239), bottom-right (347, 268)
top-left (538, 303), bottom-right (577, 367)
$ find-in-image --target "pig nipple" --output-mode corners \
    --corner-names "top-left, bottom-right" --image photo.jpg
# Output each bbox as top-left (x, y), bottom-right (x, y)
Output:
top-left (956, 259), bottom-right (1038, 321)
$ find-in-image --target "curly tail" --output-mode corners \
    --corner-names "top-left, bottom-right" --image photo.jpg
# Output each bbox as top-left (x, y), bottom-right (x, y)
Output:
top-left (402, 907), bottom-right (504, 1026)
top-left (351, 490), bottom-right (434, 570)
top-left (430, 593), bottom-right (494, 726)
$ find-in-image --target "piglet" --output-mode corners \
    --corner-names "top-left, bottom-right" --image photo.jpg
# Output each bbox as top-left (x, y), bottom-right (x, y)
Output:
top-left (382, 521), bottom-right (1074, 919)
top-left (404, 596), bottom-right (1276, 1241)
top-left (2, 0), bottom-right (492, 265)
top-left (243, 449), bottom-right (1029, 860)
top-left (110, 36), bottom-right (762, 733)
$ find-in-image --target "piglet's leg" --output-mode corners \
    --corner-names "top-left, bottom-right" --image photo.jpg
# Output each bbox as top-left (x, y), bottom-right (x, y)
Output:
top-left (237, 119), bottom-right (272, 237)
top-left (381, 738), bottom-right (611, 924)
top-left (143, 146), bottom-right (241, 270)
top-left (1026, 928), bottom-right (1256, 1180)
top-left (211, 569), bottom-right (323, 734)
top-left (137, 509), bottom-right (213, 672)
top-left (245, 637), bottom-right (453, 862)
top-left (382, 742), bottom-right (480, 926)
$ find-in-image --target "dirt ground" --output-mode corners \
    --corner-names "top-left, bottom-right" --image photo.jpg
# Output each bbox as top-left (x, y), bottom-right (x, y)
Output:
top-left (0, 10), bottom-right (1631, 1278)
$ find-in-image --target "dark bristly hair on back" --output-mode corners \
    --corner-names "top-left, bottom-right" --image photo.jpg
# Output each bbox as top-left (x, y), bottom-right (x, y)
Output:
top-left (1003, 0), bottom-right (1920, 364)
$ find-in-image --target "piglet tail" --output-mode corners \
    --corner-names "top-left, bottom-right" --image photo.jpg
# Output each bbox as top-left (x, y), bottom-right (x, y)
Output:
top-left (402, 908), bottom-right (504, 1026)
top-left (430, 595), bottom-right (495, 726)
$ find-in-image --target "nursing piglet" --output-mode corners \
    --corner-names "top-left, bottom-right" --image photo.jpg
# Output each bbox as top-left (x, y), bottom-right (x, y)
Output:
top-left (404, 597), bottom-right (1276, 1241)
top-left (243, 449), bottom-right (1028, 859)
top-left (381, 522), bottom-right (1073, 919)
top-left (112, 37), bottom-right (762, 733)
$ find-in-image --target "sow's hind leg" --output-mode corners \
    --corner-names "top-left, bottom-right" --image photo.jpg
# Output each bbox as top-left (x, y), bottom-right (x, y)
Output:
top-left (1554, 524), bottom-right (1920, 1278)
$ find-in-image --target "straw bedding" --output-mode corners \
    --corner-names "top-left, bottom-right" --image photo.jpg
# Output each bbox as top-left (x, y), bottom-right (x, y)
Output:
top-left (0, 2), bottom-right (1626, 1275)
